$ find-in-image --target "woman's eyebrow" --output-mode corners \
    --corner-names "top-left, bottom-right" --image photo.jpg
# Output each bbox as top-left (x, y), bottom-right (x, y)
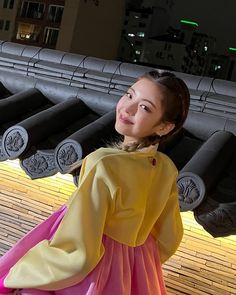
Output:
top-left (142, 99), bottom-right (157, 109)
top-left (129, 87), bottom-right (157, 109)
top-left (129, 87), bottom-right (135, 93)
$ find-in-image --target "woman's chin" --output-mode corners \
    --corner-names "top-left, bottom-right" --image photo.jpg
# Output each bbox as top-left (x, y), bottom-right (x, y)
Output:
top-left (114, 123), bottom-right (125, 136)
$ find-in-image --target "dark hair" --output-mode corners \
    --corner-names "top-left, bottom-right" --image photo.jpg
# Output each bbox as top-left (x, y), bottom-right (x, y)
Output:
top-left (121, 70), bottom-right (190, 151)
top-left (142, 70), bottom-right (189, 136)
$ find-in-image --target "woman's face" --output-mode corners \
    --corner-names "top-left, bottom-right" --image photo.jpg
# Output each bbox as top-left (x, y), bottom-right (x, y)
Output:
top-left (115, 78), bottom-right (175, 145)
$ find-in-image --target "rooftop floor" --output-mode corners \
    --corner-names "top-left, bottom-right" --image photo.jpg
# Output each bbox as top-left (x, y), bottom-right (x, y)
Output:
top-left (0, 160), bottom-right (236, 295)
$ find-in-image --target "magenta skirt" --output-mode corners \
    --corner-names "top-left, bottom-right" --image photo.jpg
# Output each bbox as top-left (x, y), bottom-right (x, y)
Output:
top-left (0, 207), bottom-right (167, 295)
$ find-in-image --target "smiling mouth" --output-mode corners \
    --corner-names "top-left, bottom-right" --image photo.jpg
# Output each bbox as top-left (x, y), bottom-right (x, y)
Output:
top-left (119, 115), bottom-right (133, 124)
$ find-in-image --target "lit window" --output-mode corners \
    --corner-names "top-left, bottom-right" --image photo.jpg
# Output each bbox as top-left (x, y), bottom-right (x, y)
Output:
top-left (128, 33), bottom-right (135, 37)
top-left (16, 22), bottom-right (41, 42)
top-left (137, 32), bottom-right (145, 38)
top-left (214, 65), bottom-right (221, 71)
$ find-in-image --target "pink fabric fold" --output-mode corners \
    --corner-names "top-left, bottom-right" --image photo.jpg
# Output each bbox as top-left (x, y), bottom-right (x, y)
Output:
top-left (54, 235), bottom-right (167, 295)
top-left (0, 205), bottom-right (167, 294)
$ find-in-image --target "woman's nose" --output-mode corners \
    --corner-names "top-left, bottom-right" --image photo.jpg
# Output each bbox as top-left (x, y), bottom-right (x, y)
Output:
top-left (124, 102), bottom-right (137, 115)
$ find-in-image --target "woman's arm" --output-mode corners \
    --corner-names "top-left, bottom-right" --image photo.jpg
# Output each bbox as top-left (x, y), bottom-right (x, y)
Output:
top-left (4, 159), bottom-right (112, 291)
top-left (152, 179), bottom-right (183, 264)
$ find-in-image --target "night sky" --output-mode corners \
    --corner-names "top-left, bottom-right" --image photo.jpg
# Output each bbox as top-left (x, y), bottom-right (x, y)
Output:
top-left (170, 0), bottom-right (236, 55)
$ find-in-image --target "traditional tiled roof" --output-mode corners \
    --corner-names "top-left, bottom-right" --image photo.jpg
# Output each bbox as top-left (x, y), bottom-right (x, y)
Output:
top-left (0, 40), bottom-right (236, 236)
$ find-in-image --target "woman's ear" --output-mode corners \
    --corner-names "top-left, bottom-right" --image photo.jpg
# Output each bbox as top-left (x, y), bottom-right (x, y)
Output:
top-left (155, 122), bottom-right (175, 137)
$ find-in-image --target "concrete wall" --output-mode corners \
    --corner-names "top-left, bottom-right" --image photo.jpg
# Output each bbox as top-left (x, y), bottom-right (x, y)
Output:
top-left (57, 0), bottom-right (125, 59)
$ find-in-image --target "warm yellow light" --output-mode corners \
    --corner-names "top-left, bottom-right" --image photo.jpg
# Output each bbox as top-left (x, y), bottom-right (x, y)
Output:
top-left (181, 211), bottom-right (236, 246)
top-left (1, 160), bottom-right (236, 247)
top-left (0, 160), bottom-right (75, 206)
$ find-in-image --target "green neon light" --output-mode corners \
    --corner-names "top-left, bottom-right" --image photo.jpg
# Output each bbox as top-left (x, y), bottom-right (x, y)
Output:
top-left (229, 47), bottom-right (236, 51)
top-left (180, 19), bottom-right (198, 27)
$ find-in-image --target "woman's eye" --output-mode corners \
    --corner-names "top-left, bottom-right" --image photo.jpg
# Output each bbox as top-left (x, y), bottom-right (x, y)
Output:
top-left (140, 104), bottom-right (150, 112)
top-left (126, 92), bottom-right (132, 99)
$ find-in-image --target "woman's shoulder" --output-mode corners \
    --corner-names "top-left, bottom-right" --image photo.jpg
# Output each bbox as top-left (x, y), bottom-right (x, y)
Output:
top-left (83, 146), bottom-right (177, 174)
top-left (156, 151), bottom-right (178, 174)
top-left (82, 147), bottom-right (125, 172)
top-left (78, 148), bottom-right (121, 183)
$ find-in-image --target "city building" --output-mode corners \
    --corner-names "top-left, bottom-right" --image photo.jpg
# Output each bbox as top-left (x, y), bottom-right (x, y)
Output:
top-left (0, 0), bottom-right (125, 59)
top-left (118, 0), bottom-right (236, 81)
top-left (205, 54), bottom-right (231, 80)
top-left (0, 0), bottom-right (20, 41)
top-left (119, 3), bottom-right (220, 78)
top-left (140, 29), bottom-right (186, 71)
top-left (183, 32), bottom-right (216, 76)
top-left (118, 1), bottom-right (173, 63)
top-left (118, 7), bottom-right (152, 63)
top-left (205, 53), bottom-right (236, 81)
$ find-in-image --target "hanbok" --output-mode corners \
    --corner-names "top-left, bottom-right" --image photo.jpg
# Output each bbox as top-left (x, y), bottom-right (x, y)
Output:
top-left (0, 147), bottom-right (183, 294)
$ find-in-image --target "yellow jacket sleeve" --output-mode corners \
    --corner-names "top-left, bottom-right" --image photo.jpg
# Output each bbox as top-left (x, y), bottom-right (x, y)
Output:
top-left (152, 179), bottom-right (183, 264)
top-left (5, 159), bottom-right (112, 291)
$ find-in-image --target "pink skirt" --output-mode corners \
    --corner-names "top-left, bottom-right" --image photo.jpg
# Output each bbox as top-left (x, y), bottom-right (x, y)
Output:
top-left (0, 207), bottom-right (167, 295)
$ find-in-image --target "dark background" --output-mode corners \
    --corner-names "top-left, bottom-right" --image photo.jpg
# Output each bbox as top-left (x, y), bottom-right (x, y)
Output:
top-left (169, 0), bottom-right (235, 55)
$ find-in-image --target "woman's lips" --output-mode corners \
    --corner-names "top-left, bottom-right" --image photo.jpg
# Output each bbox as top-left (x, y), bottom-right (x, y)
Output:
top-left (119, 115), bottom-right (133, 124)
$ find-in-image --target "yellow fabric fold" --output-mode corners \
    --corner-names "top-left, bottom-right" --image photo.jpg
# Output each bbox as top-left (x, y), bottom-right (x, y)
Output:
top-left (5, 157), bottom-right (112, 290)
top-left (5, 147), bottom-right (183, 290)
top-left (151, 180), bottom-right (183, 263)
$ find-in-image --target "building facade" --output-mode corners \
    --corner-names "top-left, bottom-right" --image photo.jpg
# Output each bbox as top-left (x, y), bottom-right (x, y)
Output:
top-left (118, 8), bottom-right (152, 63)
top-left (0, 0), bottom-right (125, 59)
top-left (140, 37), bottom-right (186, 71)
top-left (0, 0), bottom-right (20, 41)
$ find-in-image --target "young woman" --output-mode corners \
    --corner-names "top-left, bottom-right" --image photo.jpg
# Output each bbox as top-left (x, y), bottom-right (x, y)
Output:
top-left (0, 70), bottom-right (190, 295)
